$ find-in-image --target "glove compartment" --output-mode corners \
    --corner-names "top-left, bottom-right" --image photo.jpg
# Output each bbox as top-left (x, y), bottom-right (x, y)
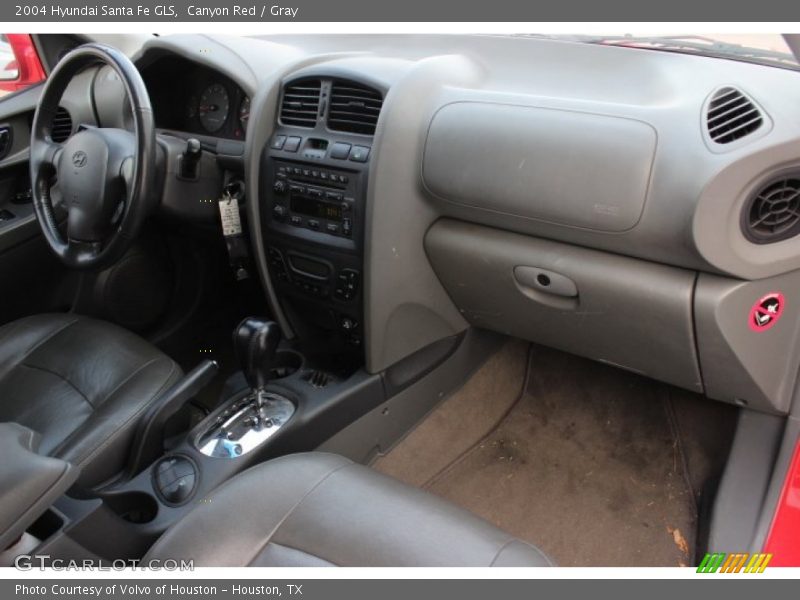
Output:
top-left (425, 219), bottom-right (702, 392)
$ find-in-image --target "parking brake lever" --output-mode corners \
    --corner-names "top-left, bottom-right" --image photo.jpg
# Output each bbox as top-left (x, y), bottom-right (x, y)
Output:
top-left (125, 359), bottom-right (219, 478)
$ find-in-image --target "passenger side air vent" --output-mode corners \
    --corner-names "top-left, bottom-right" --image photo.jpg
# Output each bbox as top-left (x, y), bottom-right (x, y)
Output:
top-left (279, 79), bottom-right (322, 128)
top-left (744, 177), bottom-right (800, 243)
top-left (706, 87), bottom-right (763, 145)
top-left (50, 107), bottom-right (73, 143)
top-left (328, 80), bottom-right (383, 136)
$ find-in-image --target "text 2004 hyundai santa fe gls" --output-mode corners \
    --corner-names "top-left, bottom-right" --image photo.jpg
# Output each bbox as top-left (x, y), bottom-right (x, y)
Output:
top-left (0, 33), bottom-right (798, 568)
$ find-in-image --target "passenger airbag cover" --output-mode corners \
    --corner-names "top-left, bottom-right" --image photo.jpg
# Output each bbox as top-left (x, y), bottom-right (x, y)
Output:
top-left (423, 101), bottom-right (656, 232)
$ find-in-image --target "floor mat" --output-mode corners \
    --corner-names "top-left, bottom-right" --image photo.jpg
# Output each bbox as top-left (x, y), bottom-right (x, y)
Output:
top-left (372, 338), bottom-right (529, 486)
top-left (377, 343), bottom-right (737, 567)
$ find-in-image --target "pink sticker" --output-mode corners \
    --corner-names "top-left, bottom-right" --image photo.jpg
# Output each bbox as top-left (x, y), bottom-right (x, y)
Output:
top-left (749, 292), bottom-right (785, 332)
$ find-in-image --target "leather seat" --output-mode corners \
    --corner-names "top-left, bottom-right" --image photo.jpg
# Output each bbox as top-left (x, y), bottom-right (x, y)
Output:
top-left (0, 313), bottom-right (182, 491)
top-left (145, 453), bottom-right (553, 567)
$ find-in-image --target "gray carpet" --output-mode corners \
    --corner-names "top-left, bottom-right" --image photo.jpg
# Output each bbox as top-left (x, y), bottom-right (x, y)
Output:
top-left (375, 343), bottom-right (737, 567)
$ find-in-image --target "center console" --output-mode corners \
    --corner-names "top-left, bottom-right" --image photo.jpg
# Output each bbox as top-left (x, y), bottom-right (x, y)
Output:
top-left (262, 145), bottom-right (369, 347)
top-left (260, 79), bottom-right (380, 352)
top-left (18, 315), bottom-right (385, 565)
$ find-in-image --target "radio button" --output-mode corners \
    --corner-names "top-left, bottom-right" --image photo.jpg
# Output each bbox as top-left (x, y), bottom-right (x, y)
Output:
top-left (326, 191), bottom-right (343, 202)
top-left (290, 216), bottom-right (303, 226)
top-left (307, 188), bottom-right (323, 199)
top-left (273, 180), bottom-right (287, 194)
top-left (289, 184), bottom-right (306, 194)
top-left (284, 136), bottom-right (302, 152)
top-left (272, 205), bottom-right (287, 221)
top-left (326, 223), bottom-right (339, 235)
top-left (349, 146), bottom-right (370, 162)
top-left (307, 219), bottom-right (320, 230)
top-left (330, 142), bottom-right (352, 160)
top-left (270, 135), bottom-right (286, 150)
top-left (342, 218), bottom-right (353, 237)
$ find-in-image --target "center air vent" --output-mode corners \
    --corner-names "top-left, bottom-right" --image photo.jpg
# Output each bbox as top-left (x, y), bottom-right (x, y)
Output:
top-left (50, 107), bottom-right (73, 143)
top-left (279, 79), bottom-right (322, 128)
top-left (328, 80), bottom-right (383, 136)
top-left (744, 177), bottom-right (800, 243)
top-left (706, 87), bottom-right (764, 145)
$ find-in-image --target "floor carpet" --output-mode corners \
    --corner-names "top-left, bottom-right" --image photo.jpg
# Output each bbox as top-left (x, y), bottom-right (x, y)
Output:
top-left (374, 343), bottom-right (737, 567)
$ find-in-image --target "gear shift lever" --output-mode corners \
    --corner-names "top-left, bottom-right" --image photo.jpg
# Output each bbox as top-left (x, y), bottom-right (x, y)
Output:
top-left (197, 318), bottom-right (293, 459)
top-left (233, 317), bottom-right (282, 392)
top-left (196, 317), bottom-right (293, 459)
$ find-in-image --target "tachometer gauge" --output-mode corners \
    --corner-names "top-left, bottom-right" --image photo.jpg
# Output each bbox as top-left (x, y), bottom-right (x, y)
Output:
top-left (239, 96), bottom-right (251, 130)
top-left (198, 83), bottom-right (230, 133)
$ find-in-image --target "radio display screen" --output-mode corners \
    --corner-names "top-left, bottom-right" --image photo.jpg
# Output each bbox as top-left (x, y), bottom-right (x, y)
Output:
top-left (290, 194), bottom-right (343, 222)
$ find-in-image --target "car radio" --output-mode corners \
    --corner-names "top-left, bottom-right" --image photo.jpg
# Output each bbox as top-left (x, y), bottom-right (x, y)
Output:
top-left (269, 161), bottom-right (358, 242)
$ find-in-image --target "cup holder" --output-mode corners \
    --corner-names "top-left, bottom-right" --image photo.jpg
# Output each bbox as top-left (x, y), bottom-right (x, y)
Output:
top-left (104, 491), bottom-right (159, 524)
top-left (269, 350), bottom-right (303, 379)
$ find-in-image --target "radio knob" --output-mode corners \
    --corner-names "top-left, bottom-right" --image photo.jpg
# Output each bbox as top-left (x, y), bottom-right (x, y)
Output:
top-left (272, 205), bottom-right (287, 221)
top-left (273, 180), bottom-right (287, 194)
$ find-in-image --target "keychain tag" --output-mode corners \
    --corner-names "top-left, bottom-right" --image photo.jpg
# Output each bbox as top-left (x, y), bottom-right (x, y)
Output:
top-left (218, 192), bottom-right (243, 237)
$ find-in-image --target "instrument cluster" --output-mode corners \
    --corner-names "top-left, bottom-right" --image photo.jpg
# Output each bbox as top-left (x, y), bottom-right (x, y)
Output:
top-left (140, 56), bottom-right (250, 140)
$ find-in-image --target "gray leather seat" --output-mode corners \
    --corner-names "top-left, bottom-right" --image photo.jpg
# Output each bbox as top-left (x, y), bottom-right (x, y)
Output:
top-left (145, 453), bottom-right (553, 567)
top-left (0, 313), bottom-right (182, 490)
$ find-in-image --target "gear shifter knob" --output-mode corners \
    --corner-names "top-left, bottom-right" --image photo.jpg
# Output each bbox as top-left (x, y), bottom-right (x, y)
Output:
top-left (233, 318), bottom-right (282, 391)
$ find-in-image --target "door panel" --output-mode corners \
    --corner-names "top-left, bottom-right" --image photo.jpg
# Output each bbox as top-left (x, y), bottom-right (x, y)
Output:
top-left (0, 77), bottom-right (71, 326)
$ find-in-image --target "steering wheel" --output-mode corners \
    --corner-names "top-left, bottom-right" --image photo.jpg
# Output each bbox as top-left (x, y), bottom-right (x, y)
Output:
top-left (29, 43), bottom-right (156, 270)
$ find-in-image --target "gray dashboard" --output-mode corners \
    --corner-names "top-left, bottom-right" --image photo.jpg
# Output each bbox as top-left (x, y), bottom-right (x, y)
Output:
top-left (79, 33), bottom-right (800, 414)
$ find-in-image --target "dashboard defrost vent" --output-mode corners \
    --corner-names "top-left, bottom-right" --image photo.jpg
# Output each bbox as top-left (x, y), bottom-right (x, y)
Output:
top-left (744, 177), bottom-right (800, 243)
top-left (50, 107), bottom-right (73, 143)
top-left (279, 79), bottom-right (322, 128)
top-left (706, 87), bottom-right (763, 145)
top-left (328, 80), bottom-right (383, 136)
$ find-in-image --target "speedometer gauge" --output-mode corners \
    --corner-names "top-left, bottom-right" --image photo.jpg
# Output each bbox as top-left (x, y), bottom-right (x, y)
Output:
top-left (198, 83), bottom-right (230, 133)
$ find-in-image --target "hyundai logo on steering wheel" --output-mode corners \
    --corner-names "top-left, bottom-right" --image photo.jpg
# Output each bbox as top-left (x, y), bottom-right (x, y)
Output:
top-left (72, 150), bottom-right (87, 168)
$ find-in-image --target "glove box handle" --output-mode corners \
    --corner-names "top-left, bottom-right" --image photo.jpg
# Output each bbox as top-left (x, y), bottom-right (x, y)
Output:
top-left (513, 266), bottom-right (579, 309)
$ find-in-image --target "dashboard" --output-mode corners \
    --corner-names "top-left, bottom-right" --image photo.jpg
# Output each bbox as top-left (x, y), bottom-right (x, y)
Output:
top-left (140, 55), bottom-right (250, 140)
top-left (71, 33), bottom-right (800, 417)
